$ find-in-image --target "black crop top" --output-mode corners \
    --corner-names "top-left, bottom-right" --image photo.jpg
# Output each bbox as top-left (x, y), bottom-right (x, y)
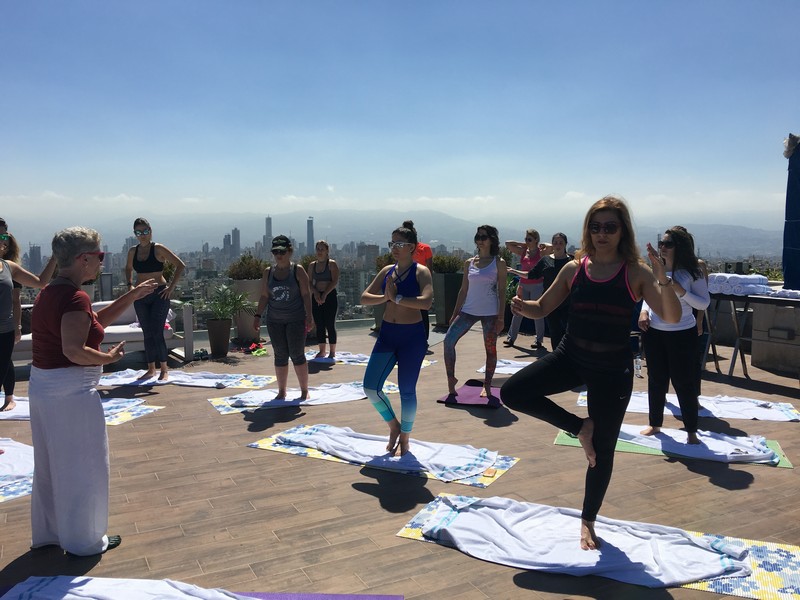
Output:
top-left (132, 244), bottom-right (164, 273)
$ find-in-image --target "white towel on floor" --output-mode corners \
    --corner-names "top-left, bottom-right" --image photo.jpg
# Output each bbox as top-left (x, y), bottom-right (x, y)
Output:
top-left (0, 397), bottom-right (147, 422)
top-left (276, 424), bottom-right (497, 482)
top-left (617, 424), bottom-right (779, 464)
top-left (478, 359), bottom-right (532, 374)
top-left (0, 438), bottom-right (34, 491)
top-left (0, 399), bottom-right (30, 420)
top-left (225, 382), bottom-right (367, 408)
top-left (420, 495), bottom-right (750, 587)
top-left (99, 369), bottom-right (274, 389)
top-left (584, 391), bottom-right (800, 422)
top-left (1, 576), bottom-right (250, 599)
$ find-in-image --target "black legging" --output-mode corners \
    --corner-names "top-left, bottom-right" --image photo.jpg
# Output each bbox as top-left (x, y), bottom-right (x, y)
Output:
top-left (501, 343), bottom-right (632, 521)
top-left (0, 330), bottom-right (15, 398)
top-left (642, 326), bottom-right (699, 432)
top-left (312, 292), bottom-right (338, 345)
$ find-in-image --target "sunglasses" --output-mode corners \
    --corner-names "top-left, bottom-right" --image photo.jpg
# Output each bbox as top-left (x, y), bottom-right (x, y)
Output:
top-left (588, 221), bottom-right (620, 235)
top-left (0, 234), bottom-right (9, 241)
top-left (388, 241), bottom-right (411, 249)
top-left (657, 240), bottom-right (675, 249)
top-left (79, 251), bottom-right (105, 262)
top-left (271, 249), bottom-right (288, 255)
top-left (134, 229), bottom-right (151, 236)
top-left (474, 234), bottom-right (490, 242)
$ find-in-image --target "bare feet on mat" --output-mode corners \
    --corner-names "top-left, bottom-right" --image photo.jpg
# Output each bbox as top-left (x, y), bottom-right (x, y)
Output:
top-left (299, 389), bottom-right (309, 401)
top-left (577, 418), bottom-right (596, 467)
top-left (639, 425), bottom-right (660, 436)
top-left (1, 397), bottom-right (16, 412)
top-left (139, 370), bottom-right (156, 379)
top-left (315, 351), bottom-right (326, 360)
top-left (275, 389), bottom-right (287, 401)
top-left (387, 419), bottom-right (401, 453)
top-left (158, 370), bottom-right (169, 382)
top-left (580, 519), bottom-right (600, 550)
top-left (395, 432), bottom-right (410, 456)
top-left (480, 382), bottom-right (492, 398)
top-left (447, 375), bottom-right (458, 396)
top-left (687, 431), bottom-right (701, 445)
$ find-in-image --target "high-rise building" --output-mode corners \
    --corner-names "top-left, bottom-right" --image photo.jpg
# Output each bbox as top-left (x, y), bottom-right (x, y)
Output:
top-left (28, 244), bottom-right (42, 274)
top-left (232, 227), bottom-right (241, 257)
top-left (306, 216), bottom-right (314, 257)
top-left (223, 234), bottom-right (231, 257)
top-left (265, 216), bottom-right (272, 244)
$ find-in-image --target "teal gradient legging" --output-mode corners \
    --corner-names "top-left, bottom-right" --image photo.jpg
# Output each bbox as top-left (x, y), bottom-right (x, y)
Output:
top-left (444, 312), bottom-right (499, 384)
top-left (364, 320), bottom-right (427, 433)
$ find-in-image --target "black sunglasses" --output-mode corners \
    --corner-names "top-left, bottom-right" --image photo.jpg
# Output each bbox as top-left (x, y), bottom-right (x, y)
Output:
top-left (474, 234), bottom-right (490, 242)
top-left (657, 240), bottom-right (675, 249)
top-left (588, 221), bottom-right (620, 235)
top-left (271, 249), bottom-right (288, 255)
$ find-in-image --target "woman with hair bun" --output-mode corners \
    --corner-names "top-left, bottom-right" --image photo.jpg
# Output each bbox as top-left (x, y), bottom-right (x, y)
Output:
top-left (360, 221), bottom-right (432, 456)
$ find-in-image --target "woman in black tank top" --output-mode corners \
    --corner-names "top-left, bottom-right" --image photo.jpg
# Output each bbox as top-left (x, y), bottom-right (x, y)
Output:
top-left (124, 218), bottom-right (185, 381)
top-left (501, 196), bottom-right (682, 551)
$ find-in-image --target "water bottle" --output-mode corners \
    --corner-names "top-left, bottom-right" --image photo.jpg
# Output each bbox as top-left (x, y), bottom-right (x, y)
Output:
top-left (634, 354), bottom-right (643, 378)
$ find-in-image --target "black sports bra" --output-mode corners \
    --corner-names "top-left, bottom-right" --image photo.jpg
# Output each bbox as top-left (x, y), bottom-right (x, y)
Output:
top-left (132, 244), bottom-right (164, 273)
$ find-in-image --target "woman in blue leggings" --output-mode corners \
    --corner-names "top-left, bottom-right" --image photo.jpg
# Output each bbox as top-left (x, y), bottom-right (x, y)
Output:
top-left (361, 222), bottom-right (433, 456)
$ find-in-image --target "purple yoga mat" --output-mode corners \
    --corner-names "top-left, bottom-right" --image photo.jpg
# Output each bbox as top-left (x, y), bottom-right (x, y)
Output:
top-left (240, 594), bottom-right (402, 600)
top-left (436, 378), bottom-right (501, 408)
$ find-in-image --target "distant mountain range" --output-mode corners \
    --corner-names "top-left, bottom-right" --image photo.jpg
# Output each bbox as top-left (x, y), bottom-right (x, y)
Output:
top-left (13, 209), bottom-right (785, 260)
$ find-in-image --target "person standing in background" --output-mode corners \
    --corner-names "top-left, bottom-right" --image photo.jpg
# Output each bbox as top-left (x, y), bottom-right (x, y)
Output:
top-left (408, 220), bottom-right (433, 343)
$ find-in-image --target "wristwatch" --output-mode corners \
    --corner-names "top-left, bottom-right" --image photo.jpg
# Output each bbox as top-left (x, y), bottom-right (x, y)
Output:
top-left (394, 294), bottom-right (404, 304)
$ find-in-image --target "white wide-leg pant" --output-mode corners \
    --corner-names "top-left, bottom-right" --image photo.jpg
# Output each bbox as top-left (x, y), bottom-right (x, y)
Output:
top-left (29, 365), bottom-right (110, 556)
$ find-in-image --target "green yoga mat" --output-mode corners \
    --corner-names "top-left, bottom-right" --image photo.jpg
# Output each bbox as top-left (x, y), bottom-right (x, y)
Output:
top-left (554, 431), bottom-right (793, 468)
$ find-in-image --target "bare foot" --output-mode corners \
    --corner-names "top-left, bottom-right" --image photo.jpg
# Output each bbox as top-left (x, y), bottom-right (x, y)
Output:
top-left (158, 371), bottom-right (169, 382)
top-left (138, 370), bottom-right (156, 380)
top-left (687, 432), bottom-right (701, 445)
top-left (315, 351), bottom-right (326, 360)
top-left (299, 389), bottom-right (309, 401)
top-left (580, 519), bottom-right (600, 550)
top-left (447, 375), bottom-right (458, 395)
top-left (274, 390), bottom-right (287, 401)
top-left (1, 397), bottom-right (16, 412)
top-left (386, 420), bottom-right (401, 453)
top-left (327, 353), bottom-right (336, 360)
top-left (640, 425), bottom-right (661, 436)
top-left (577, 418), bottom-right (596, 467)
top-left (393, 432), bottom-right (410, 456)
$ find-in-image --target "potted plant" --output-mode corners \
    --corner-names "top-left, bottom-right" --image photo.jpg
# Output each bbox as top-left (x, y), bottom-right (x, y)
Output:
top-left (372, 253), bottom-right (393, 330)
top-left (206, 284), bottom-right (255, 357)
top-left (227, 253), bottom-right (269, 343)
top-left (431, 254), bottom-right (463, 328)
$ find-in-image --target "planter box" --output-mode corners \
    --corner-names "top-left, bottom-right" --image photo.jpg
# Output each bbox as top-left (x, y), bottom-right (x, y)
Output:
top-left (751, 304), bottom-right (799, 374)
top-left (433, 272), bottom-right (462, 328)
top-left (232, 279), bottom-right (262, 343)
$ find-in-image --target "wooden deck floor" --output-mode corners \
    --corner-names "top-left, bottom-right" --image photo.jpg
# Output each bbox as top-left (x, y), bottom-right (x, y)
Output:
top-left (1, 325), bottom-right (798, 599)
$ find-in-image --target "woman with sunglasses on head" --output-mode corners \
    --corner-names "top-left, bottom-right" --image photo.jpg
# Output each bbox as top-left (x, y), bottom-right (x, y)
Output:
top-left (444, 225), bottom-right (507, 399)
top-left (360, 222), bottom-right (433, 456)
top-left (124, 218), bottom-right (185, 381)
top-left (254, 235), bottom-right (313, 400)
top-left (29, 227), bottom-right (156, 556)
top-left (505, 229), bottom-right (547, 349)
top-left (525, 232), bottom-right (575, 351)
top-left (501, 196), bottom-right (681, 551)
top-left (638, 227), bottom-right (709, 445)
top-left (0, 224), bottom-right (57, 412)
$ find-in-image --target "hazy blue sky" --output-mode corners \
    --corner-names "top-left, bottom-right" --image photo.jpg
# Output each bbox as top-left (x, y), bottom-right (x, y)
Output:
top-left (1, 0), bottom-right (798, 245)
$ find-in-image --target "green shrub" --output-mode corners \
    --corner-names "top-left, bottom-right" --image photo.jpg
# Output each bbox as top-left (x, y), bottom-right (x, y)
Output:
top-left (227, 253), bottom-right (269, 280)
top-left (431, 254), bottom-right (463, 273)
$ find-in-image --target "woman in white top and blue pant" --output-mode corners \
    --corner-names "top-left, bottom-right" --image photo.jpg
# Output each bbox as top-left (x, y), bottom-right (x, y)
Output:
top-left (638, 227), bottom-right (710, 444)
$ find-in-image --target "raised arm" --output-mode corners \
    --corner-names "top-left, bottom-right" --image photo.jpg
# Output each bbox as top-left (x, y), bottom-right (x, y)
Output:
top-left (360, 266), bottom-right (392, 306)
top-left (7, 255), bottom-right (56, 289)
top-left (95, 280), bottom-right (159, 328)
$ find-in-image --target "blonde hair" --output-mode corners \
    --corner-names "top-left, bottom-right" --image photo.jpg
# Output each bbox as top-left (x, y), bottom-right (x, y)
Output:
top-left (577, 195), bottom-right (640, 264)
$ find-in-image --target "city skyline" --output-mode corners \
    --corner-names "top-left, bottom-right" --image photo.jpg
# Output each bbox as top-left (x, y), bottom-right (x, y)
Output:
top-left (1, 1), bottom-right (797, 237)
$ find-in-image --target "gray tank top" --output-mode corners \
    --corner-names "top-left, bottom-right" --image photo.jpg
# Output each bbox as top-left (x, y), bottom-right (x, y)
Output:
top-left (267, 264), bottom-right (306, 323)
top-left (0, 260), bottom-right (15, 333)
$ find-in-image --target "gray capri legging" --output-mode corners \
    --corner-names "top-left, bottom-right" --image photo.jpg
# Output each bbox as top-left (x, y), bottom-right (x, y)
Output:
top-left (266, 320), bottom-right (307, 367)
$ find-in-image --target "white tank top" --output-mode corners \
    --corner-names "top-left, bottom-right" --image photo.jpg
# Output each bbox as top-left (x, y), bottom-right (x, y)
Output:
top-left (461, 257), bottom-right (500, 317)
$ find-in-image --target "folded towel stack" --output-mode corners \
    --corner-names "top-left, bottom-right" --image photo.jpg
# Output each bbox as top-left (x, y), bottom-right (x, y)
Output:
top-left (708, 273), bottom-right (770, 295)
